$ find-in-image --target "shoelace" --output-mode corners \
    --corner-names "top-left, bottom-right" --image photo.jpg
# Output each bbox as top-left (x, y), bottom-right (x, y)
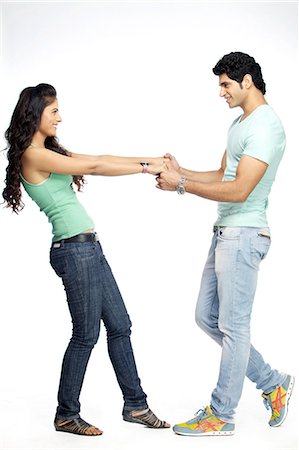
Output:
top-left (263, 396), bottom-right (279, 420)
top-left (263, 396), bottom-right (271, 411)
top-left (193, 407), bottom-right (208, 420)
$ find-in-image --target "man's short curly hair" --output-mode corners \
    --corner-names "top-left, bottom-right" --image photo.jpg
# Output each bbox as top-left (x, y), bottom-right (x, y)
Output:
top-left (213, 52), bottom-right (266, 94)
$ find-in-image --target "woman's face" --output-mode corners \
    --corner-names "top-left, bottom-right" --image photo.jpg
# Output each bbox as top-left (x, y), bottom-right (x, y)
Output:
top-left (38, 98), bottom-right (62, 137)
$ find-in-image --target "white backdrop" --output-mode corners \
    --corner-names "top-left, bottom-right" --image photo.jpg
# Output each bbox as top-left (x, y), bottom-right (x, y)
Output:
top-left (0, 1), bottom-right (298, 450)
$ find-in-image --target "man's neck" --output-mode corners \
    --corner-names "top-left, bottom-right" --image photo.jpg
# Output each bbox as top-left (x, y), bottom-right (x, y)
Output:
top-left (240, 93), bottom-right (267, 121)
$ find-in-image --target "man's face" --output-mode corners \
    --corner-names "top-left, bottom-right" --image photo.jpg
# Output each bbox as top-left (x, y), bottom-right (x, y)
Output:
top-left (218, 73), bottom-right (247, 109)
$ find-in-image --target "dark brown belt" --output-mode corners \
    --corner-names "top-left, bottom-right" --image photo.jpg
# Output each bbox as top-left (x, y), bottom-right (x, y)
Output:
top-left (53, 232), bottom-right (98, 244)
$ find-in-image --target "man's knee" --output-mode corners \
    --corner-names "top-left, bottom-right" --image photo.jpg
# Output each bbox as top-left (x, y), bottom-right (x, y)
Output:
top-left (195, 307), bottom-right (211, 332)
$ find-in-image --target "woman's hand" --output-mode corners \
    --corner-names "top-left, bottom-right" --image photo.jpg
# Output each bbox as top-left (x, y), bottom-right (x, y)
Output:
top-left (147, 158), bottom-right (168, 175)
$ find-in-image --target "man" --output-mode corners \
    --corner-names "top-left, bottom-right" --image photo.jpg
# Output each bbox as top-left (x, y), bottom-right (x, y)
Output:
top-left (156, 52), bottom-right (294, 436)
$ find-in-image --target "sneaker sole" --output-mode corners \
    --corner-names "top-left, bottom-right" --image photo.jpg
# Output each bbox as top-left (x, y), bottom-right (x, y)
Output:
top-left (173, 429), bottom-right (235, 437)
top-left (271, 375), bottom-right (295, 427)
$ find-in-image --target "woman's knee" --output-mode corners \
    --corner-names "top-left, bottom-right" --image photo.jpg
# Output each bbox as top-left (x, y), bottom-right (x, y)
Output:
top-left (106, 314), bottom-right (132, 340)
top-left (71, 325), bottom-right (100, 349)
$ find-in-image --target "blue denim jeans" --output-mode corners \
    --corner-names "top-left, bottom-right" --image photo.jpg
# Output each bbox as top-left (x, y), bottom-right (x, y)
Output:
top-left (50, 240), bottom-right (148, 420)
top-left (195, 227), bottom-right (286, 423)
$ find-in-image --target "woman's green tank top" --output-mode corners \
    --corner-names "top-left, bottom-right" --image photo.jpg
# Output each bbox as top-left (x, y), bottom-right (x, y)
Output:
top-left (20, 172), bottom-right (94, 242)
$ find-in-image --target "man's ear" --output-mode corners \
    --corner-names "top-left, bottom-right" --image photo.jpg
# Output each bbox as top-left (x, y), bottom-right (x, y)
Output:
top-left (242, 74), bottom-right (253, 89)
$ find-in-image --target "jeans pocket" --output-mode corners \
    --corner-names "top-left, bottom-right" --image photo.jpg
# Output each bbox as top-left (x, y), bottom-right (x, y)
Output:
top-left (217, 227), bottom-right (241, 241)
top-left (50, 249), bottom-right (68, 278)
top-left (75, 243), bottom-right (97, 259)
top-left (250, 233), bottom-right (271, 266)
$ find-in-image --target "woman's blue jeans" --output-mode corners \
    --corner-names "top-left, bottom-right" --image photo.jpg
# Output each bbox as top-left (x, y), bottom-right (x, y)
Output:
top-left (195, 227), bottom-right (286, 423)
top-left (50, 240), bottom-right (148, 420)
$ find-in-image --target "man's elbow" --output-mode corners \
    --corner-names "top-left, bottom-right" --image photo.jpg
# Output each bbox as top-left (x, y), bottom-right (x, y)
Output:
top-left (235, 190), bottom-right (250, 203)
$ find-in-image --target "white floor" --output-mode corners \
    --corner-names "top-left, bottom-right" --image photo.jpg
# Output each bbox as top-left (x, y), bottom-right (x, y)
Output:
top-left (0, 361), bottom-right (297, 450)
top-left (1, 404), bottom-right (297, 450)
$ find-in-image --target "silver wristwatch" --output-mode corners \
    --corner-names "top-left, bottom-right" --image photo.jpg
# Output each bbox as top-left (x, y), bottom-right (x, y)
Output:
top-left (176, 176), bottom-right (187, 195)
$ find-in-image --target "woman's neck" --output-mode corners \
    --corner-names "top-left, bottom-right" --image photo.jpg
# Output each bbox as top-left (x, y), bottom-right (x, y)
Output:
top-left (30, 142), bottom-right (46, 149)
top-left (31, 130), bottom-right (46, 148)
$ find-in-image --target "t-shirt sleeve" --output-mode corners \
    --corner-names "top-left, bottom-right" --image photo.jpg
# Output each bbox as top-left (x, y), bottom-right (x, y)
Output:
top-left (243, 119), bottom-right (285, 165)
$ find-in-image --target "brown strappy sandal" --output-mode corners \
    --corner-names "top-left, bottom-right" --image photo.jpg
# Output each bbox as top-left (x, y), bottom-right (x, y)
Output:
top-left (123, 408), bottom-right (170, 428)
top-left (54, 417), bottom-right (103, 436)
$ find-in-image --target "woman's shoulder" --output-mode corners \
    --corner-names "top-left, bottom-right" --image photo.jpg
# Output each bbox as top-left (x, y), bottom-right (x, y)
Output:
top-left (21, 147), bottom-right (51, 184)
top-left (22, 144), bottom-right (45, 162)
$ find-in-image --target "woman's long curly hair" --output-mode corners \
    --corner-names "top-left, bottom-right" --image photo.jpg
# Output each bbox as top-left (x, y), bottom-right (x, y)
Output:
top-left (2, 83), bottom-right (85, 213)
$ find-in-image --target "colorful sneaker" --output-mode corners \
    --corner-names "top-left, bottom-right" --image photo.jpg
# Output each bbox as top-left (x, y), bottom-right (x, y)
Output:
top-left (173, 406), bottom-right (235, 436)
top-left (262, 374), bottom-right (295, 427)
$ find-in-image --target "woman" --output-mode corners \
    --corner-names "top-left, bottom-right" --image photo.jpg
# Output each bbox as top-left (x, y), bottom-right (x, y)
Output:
top-left (2, 83), bottom-right (170, 436)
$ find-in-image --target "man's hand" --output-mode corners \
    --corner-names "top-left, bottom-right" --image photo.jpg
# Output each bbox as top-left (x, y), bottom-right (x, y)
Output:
top-left (156, 164), bottom-right (181, 191)
top-left (164, 153), bottom-right (181, 172)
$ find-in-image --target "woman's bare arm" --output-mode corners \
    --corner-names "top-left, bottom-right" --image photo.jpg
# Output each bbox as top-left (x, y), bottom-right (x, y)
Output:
top-left (22, 147), bottom-right (165, 177)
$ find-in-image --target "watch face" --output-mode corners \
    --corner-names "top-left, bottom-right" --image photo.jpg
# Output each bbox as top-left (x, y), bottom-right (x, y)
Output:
top-left (176, 176), bottom-right (186, 194)
top-left (177, 186), bottom-right (185, 195)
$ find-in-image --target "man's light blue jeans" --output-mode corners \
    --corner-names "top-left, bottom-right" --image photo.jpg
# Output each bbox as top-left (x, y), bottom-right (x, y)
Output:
top-left (195, 227), bottom-right (286, 422)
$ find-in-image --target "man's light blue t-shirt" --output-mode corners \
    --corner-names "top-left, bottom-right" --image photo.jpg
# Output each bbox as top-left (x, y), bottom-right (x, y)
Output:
top-left (215, 104), bottom-right (286, 227)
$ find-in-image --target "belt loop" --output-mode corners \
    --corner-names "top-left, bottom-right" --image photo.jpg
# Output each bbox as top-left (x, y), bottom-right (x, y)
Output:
top-left (213, 225), bottom-right (224, 235)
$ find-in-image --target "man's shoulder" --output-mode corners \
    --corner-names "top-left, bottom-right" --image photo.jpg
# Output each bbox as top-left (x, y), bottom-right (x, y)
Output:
top-left (251, 105), bottom-right (282, 125)
top-left (245, 106), bottom-right (285, 137)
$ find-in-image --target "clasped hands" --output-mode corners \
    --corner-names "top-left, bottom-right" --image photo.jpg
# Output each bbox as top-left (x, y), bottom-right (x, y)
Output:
top-left (148, 153), bottom-right (181, 191)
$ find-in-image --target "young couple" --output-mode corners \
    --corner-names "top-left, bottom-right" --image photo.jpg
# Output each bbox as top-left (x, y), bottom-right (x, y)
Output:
top-left (2, 51), bottom-right (294, 437)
